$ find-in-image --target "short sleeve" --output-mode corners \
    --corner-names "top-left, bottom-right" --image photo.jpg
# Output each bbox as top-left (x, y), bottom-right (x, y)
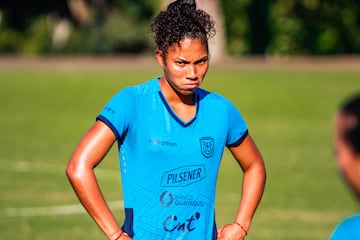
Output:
top-left (225, 98), bottom-right (248, 147)
top-left (96, 87), bottom-right (136, 140)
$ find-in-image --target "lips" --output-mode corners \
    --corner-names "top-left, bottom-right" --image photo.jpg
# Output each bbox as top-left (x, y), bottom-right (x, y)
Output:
top-left (184, 83), bottom-right (199, 90)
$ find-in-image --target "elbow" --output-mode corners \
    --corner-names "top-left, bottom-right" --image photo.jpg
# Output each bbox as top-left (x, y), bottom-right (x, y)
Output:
top-left (259, 162), bottom-right (267, 188)
top-left (65, 163), bottom-right (75, 182)
top-left (262, 167), bottom-right (267, 185)
top-left (65, 162), bottom-right (83, 183)
top-left (65, 164), bottom-right (72, 179)
top-left (258, 160), bottom-right (267, 182)
top-left (250, 160), bottom-right (267, 185)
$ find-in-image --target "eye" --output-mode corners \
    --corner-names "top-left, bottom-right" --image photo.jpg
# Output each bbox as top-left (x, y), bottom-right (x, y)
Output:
top-left (176, 61), bottom-right (185, 66)
top-left (195, 58), bottom-right (208, 65)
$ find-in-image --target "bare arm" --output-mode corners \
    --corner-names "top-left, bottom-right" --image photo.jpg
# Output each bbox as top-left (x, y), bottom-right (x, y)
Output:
top-left (66, 121), bottom-right (129, 240)
top-left (218, 134), bottom-right (266, 240)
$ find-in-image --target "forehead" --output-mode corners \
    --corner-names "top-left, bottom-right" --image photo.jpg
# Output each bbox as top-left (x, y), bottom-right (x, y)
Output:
top-left (166, 37), bottom-right (208, 59)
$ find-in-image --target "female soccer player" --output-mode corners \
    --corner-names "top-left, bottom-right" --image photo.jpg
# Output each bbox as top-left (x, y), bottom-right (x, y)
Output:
top-left (330, 93), bottom-right (360, 239)
top-left (66, 1), bottom-right (266, 239)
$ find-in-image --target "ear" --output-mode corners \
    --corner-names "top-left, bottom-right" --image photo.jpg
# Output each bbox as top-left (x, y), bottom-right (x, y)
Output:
top-left (155, 49), bottom-right (165, 67)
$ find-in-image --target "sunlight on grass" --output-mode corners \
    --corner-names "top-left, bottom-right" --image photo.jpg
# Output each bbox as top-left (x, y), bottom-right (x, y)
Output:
top-left (0, 66), bottom-right (359, 239)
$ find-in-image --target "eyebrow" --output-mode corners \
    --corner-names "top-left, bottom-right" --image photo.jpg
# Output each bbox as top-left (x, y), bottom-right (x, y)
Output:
top-left (195, 56), bottom-right (209, 63)
top-left (176, 55), bottom-right (209, 64)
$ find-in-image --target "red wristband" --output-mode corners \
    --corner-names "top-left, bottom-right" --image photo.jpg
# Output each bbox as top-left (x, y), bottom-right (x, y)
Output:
top-left (234, 222), bottom-right (248, 236)
top-left (113, 231), bottom-right (123, 240)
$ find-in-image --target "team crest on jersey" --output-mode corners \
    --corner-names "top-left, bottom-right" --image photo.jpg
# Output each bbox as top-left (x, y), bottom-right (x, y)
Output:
top-left (200, 137), bottom-right (214, 158)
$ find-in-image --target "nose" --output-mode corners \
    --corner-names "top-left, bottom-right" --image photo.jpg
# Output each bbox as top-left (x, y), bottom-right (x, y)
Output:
top-left (187, 64), bottom-right (197, 80)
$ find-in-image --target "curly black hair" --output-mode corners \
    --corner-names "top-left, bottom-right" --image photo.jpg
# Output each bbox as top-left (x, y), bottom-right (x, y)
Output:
top-left (150, 0), bottom-right (216, 55)
top-left (340, 93), bottom-right (360, 153)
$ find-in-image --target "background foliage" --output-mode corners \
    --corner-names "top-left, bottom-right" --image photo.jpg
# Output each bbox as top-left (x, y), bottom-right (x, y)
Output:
top-left (221, 0), bottom-right (360, 55)
top-left (0, 0), bottom-right (359, 55)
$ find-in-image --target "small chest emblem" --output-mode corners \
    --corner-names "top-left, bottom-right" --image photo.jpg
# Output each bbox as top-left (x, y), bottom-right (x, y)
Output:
top-left (200, 137), bottom-right (214, 158)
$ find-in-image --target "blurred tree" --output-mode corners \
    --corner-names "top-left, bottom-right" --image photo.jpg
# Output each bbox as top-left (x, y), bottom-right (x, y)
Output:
top-left (221, 0), bottom-right (271, 55)
top-left (67, 0), bottom-right (92, 26)
top-left (0, 0), bottom-right (71, 31)
top-left (0, 0), bottom-right (71, 54)
top-left (220, 0), bottom-right (251, 55)
top-left (63, 0), bottom-right (154, 54)
top-left (248, 0), bottom-right (271, 54)
top-left (109, 0), bottom-right (155, 21)
top-left (295, 0), bottom-right (360, 54)
top-left (0, 0), bottom-right (359, 55)
top-left (268, 0), bottom-right (360, 55)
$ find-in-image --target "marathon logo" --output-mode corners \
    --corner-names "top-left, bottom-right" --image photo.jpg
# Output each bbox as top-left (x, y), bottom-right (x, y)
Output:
top-left (161, 165), bottom-right (206, 187)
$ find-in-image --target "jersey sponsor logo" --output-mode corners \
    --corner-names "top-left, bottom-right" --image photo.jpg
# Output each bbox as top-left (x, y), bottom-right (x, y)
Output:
top-left (200, 137), bottom-right (214, 158)
top-left (173, 194), bottom-right (205, 207)
top-left (160, 165), bottom-right (206, 187)
top-left (149, 139), bottom-right (177, 147)
top-left (163, 212), bottom-right (201, 232)
top-left (160, 191), bottom-right (174, 207)
top-left (160, 191), bottom-right (205, 207)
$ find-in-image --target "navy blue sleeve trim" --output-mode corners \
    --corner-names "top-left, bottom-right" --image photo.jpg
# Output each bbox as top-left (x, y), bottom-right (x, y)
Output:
top-left (227, 130), bottom-right (249, 147)
top-left (96, 115), bottom-right (121, 140)
top-left (122, 208), bottom-right (134, 237)
top-left (212, 218), bottom-right (218, 240)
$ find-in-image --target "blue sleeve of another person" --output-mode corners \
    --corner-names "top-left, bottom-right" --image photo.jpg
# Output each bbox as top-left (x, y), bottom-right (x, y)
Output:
top-left (329, 214), bottom-right (360, 240)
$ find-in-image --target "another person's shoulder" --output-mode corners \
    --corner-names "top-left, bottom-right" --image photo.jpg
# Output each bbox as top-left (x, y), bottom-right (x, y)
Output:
top-left (330, 214), bottom-right (360, 239)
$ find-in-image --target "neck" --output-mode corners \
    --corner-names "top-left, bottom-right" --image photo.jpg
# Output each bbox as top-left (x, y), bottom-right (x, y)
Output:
top-left (159, 77), bottom-right (195, 105)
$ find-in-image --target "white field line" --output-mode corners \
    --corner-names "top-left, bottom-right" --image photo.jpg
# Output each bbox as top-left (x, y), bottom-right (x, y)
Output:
top-left (1, 200), bottom-right (124, 217)
top-left (0, 159), bottom-right (119, 179)
top-left (0, 159), bottom-right (122, 217)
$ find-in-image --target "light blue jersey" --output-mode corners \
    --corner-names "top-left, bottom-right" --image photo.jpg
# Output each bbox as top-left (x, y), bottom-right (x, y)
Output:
top-left (330, 214), bottom-right (360, 240)
top-left (97, 78), bottom-right (248, 239)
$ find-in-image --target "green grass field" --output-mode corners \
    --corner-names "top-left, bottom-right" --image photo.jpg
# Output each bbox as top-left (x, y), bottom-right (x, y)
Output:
top-left (0, 61), bottom-right (359, 239)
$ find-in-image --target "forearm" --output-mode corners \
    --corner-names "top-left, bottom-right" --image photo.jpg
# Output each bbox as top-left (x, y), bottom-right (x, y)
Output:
top-left (217, 162), bottom-right (265, 240)
top-left (67, 168), bottom-right (122, 239)
top-left (235, 162), bottom-right (266, 230)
